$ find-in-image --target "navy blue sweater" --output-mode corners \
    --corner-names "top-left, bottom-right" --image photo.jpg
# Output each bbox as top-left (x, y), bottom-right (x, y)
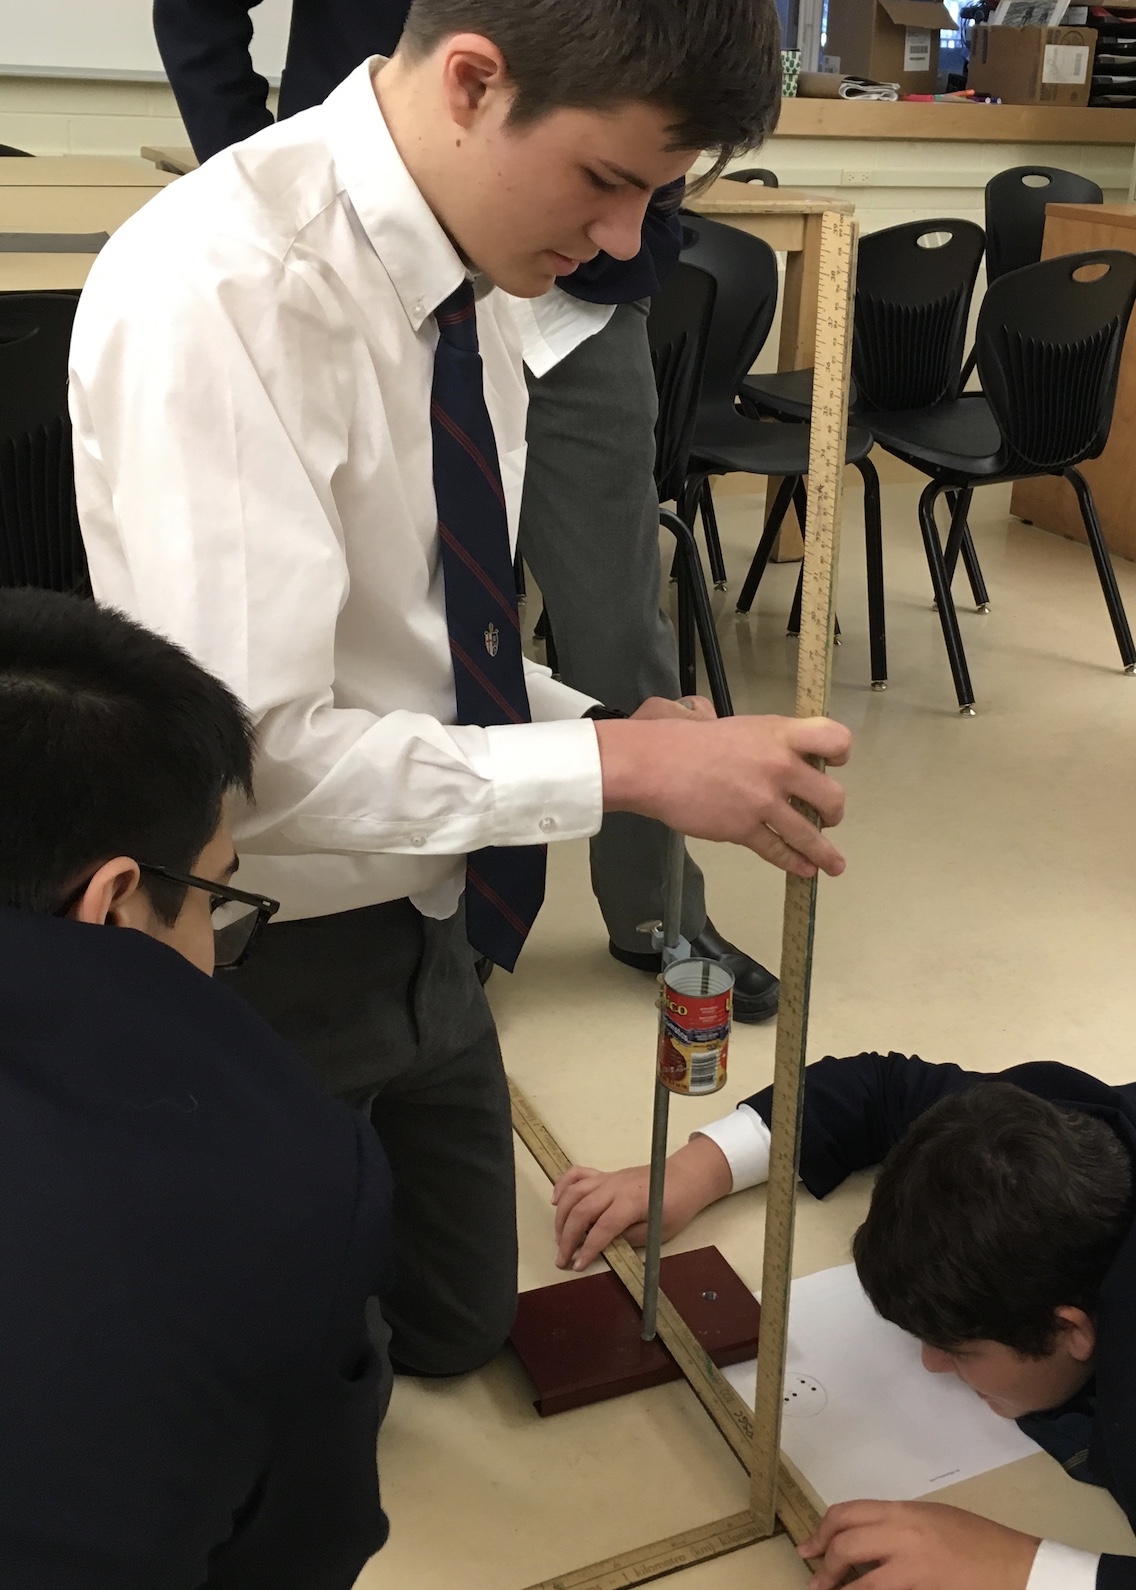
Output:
top-left (0, 908), bottom-right (392, 1588)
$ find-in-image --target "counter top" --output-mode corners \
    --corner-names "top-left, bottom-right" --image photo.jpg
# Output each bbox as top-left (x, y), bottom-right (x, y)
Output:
top-left (775, 97), bottom-right (1136, 143)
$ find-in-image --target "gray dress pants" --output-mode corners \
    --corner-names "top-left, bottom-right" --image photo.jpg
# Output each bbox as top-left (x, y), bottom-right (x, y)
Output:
top-left (519, 300), bottom-right (708, 951)
top-left (225, 899), bottom-right (517, 1380)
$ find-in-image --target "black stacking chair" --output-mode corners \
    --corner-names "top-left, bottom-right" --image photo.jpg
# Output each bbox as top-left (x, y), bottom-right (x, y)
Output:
top-left (0, 293), bottom-right (90, 597)
top-left (676, 213), bottom-right (887, 688)
top-left (954, 166), bottom-right (1105, 390)
top-left (646, 260), bottom-right (734, 715)
top-left (741, 218), bottom-right (989, 628)
top-left (866, 250), bottom-right (1136, 713)
top-left (985, 166), bottom-right (1103, 282)
top-left (742, 217), bottom-right (985, 429)
top-left (723, 168), bottom-right (780, 187)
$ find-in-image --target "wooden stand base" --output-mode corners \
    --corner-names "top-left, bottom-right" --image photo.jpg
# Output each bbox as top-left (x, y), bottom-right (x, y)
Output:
top-left (510, 1245), bottom-right (760, 1416)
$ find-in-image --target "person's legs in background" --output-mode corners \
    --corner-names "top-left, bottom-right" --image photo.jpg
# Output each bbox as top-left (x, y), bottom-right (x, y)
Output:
top-left (518, 301), bottom-right (778, 1022)
top-left (224, 899), bottom-right (517, 1374)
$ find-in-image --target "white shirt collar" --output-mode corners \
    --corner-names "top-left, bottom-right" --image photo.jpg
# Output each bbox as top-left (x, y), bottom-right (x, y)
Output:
top-left (323, 57), bottom-right (468, 333)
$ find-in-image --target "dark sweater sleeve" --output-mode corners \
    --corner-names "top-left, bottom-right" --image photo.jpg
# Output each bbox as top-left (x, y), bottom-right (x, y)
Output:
top-left (739, 1051), bottom-right (984, 1199)
top-left (1100, 1558), bottom-right (1136, 1586)
top-left (152, 0), bottom-right (274, 162)
top-left (558, 179), bottom-right (685, 305)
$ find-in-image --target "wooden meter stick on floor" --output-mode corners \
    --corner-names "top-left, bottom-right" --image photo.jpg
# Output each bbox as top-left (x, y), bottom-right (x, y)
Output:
top-left (509, 204), bottom-right (858, 1590)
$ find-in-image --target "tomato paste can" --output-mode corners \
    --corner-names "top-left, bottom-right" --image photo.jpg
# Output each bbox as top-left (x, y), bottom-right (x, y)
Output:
top-left (656, 957), bottom-right (734, 1096)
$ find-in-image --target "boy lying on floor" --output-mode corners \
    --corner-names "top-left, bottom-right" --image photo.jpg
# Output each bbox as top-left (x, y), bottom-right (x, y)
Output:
top-left (552, 1051), bottom-right (1136, 1589)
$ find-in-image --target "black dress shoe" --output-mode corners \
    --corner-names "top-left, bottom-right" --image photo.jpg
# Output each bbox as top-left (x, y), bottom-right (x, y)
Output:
top-left (608, 918), bottom-right (778, 1024)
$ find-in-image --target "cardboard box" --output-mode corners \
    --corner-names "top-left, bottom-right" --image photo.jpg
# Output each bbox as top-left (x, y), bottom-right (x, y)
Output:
top-left (968, 24), bottom-right (1098, 105)
top-left (825, 0), bottom-right (956, 94)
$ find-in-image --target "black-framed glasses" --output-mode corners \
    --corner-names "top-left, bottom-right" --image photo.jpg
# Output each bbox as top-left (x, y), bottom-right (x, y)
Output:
top-left (138, 863), bottom-right (280, 970)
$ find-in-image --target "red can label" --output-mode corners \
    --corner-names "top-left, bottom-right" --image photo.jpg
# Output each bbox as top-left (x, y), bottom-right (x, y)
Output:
top-left (656, 958), bottom-right (734, 1096)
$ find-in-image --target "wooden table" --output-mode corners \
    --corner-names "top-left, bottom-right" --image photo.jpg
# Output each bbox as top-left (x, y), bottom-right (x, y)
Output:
top-left (0, 157), bottom-right (173, 235)
top-left (686, 180), bottom-right (856, 559)
top-left (141, 146), bottom-right (198, 176)
top-left (0, 157), bottom-right (173, 294)
top-left (1010, 201), bottom-right (1136, 561)
top-left (0, 253), bottom-right (95, 292)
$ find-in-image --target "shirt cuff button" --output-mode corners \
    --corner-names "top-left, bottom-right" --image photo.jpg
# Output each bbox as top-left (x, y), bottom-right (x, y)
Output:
top-left (539, 817), bottom-right (555, 833)
top-left (410, 834), bottom-right (425, 847)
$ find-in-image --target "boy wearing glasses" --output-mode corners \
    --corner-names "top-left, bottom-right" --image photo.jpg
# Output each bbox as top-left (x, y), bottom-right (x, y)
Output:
top-left (0, 588), bottom-right (391, 1590)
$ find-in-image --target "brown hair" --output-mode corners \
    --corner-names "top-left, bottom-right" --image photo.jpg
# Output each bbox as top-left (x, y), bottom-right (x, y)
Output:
top-left (400, 0), bottom-right (782, 178)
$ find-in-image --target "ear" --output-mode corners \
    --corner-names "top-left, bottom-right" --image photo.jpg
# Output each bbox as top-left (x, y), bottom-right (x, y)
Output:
top-left (68, 857), bottom-right (148, 929)
top-left (437, 34), bottom-right (513, 130)
top-left (1054, 1306), bottom-right (1096, 1363)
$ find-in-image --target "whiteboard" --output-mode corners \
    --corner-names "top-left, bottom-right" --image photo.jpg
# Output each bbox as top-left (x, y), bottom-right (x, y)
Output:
top-left (0, 0), bottom-right (289, 82)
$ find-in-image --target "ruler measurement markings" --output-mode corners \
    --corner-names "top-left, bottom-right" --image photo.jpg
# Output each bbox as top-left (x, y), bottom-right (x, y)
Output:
top-left (506, 203), bottom-right (857, 1590)
top-left (750, 210), bottom-right (859, 1538)
top-left (519, 1512), bottom-right (765, 1590)
top-left (509, 1083), bottom-right (824, 1537)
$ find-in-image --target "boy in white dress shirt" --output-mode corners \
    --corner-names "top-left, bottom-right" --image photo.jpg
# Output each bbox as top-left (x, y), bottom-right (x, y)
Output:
top-left (70, 0), bottom-right (851, 1380)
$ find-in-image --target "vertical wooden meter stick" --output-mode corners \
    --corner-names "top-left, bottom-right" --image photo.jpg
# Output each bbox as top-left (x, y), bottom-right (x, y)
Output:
top-left (508, 204), bottom-right (857, 1590)
top-left (749, 208), bottom-right (859, 1537)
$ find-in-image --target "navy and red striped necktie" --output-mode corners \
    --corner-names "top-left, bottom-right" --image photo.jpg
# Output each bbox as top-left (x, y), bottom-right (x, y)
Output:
top-left (431, 280), bottom-right (547, 970)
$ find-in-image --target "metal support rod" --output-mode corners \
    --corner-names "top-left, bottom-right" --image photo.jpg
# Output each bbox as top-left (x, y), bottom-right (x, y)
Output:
top-left (641, 827), bottom-right (687, 1342)
top-left (639, 1081), bottom-right (671, 1342)
top-left (660, 825), bottom-right (685, 956)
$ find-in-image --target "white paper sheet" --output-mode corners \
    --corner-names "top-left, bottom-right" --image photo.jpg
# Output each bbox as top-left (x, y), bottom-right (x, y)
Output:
top-left (722, 1265), bottom-right (1039, 1504)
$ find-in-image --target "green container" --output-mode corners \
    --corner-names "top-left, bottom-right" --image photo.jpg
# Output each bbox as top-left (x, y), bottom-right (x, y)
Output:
top-left (781, 48), bottom-right (801, 97)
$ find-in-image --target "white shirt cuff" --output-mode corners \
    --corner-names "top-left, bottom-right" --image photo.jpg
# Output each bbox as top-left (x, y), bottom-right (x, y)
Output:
top-left (1026, 1539), bottom-right (1100, 1590)
top-left (693, 1103), bottom-right (771, 1192)
top-left (484, 717), bottom-right (603, 845)
top-left (508, 287), bottom-right (617, 377)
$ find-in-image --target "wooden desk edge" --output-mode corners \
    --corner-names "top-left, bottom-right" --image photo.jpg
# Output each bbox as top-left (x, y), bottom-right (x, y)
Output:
top-left (689, 182), bottom-right (854, 218)
top-left (141, 146), bottom-right (198, 176)
top-left (773, 97), bottom-right (1136, 143)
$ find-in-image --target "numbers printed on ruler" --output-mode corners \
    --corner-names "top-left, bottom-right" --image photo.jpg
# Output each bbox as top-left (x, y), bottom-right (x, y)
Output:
top-left (751, 209), bottom-right (858, 1541)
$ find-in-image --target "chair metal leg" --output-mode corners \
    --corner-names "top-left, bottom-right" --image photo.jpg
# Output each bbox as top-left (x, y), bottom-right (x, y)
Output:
top-left (735, 475), bottom-right (797, 615)
top-left (787, 478), bottom-right (810, 634)
top-left (942, 488), bottom-right (970, 581)
top-left (919, 479), bottom-right (976, 713)
top-left (698, 479), bottom-right (729, 591)
top-left (792, 479), bottom-right (809, 538)
top-left (1065, 467), bottom-right (1136, 672)
top-left (660, 507), bottom-right (735, 717)
top-left (942, 487), bottom-right (989, 612)
top-left (787, 565), bottom-right (804, 636)
top-left (959, 529), bottom-right (990, 612)
top-left (533, 604), bottom-right (559, 675)
top-left (780, 481), bottom-right (840, 644)
top-left (856, 456), bottom-right (887, 688)
top-left (675, 558), bottom-right (697, 697)
top-left (673, 476), bottom-right (706, 587)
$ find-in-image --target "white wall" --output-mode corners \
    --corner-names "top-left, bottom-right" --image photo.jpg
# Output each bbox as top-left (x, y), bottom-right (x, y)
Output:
top-left (0, 74), bottom-right (277, 157)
